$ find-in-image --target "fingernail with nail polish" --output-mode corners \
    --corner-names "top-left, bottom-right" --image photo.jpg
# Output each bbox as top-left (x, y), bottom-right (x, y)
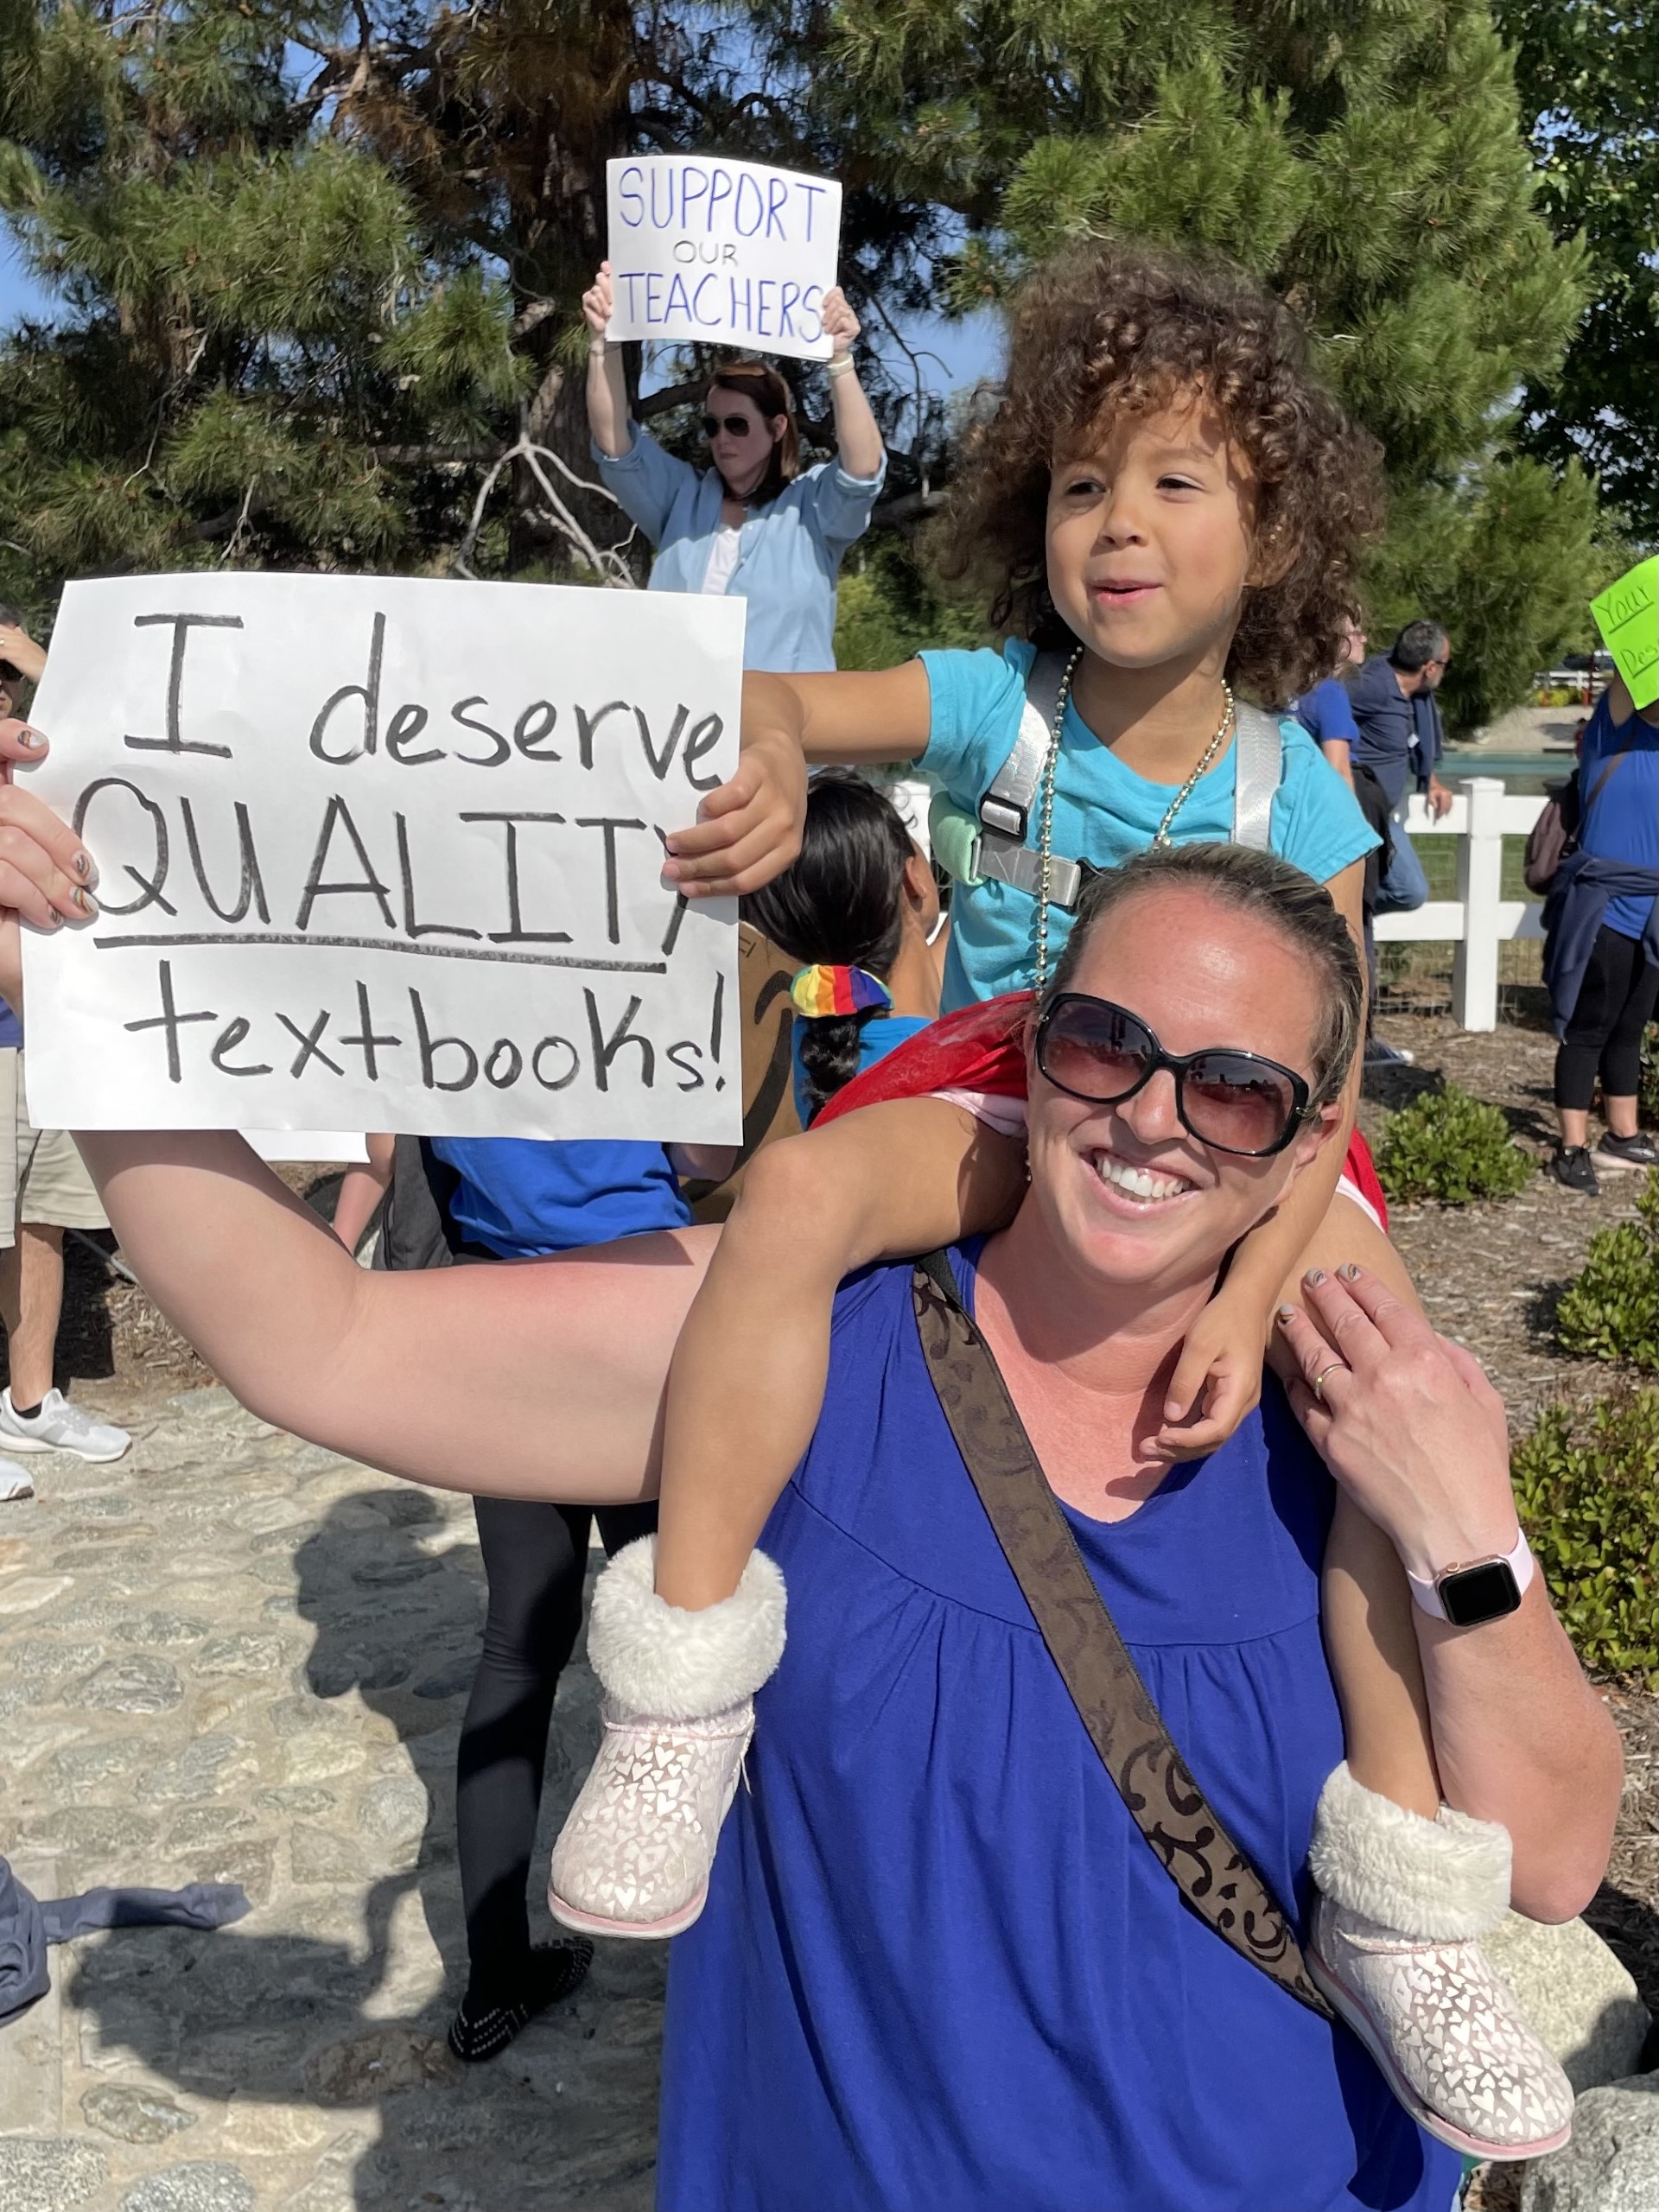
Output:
top-left (1275, 1306), bottom-right (1297, 1325)
top-left (1304, 1269), bottom-right (1326, 1287)
top-left (72, 851), bottom-right (92, 879)
top-left (72, 887), bottom-right (98, 915)
top-left (1338, 1262), bottom-right (1361, 1281)
top-left (16, 727), bottom-right (42, 748)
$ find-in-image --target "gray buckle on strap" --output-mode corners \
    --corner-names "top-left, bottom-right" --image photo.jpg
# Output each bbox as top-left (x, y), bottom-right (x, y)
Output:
top-left (977, 829), bottom-right (1087, 912)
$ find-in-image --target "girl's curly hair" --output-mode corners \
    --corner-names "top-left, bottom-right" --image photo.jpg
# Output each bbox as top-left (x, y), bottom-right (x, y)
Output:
top-left (943, 238), bottom-right (1385, 702)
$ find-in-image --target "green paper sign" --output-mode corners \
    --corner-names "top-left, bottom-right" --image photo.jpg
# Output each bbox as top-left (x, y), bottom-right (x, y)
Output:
top-left (1590, 556), bottom-right (1658, 711)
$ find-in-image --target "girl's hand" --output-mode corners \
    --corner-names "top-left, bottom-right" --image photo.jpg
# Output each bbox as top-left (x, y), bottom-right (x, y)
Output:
top-left (821, 287), bottom-right (860, 360)
top-left (1149, 1278), bottom-right (1265, 1460)
top-left (1278, 1265), bottom-right (1521, 1580)
top-left (663, 728), bottom-right (805, 899)
top-left (0, 718), bottom-right (101, 1013)
top-left (582, 263), bottom-right (615, 338)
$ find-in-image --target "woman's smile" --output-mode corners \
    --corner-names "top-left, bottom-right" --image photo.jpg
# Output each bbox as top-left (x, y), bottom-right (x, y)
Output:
top-left (1085, 1142), bottom-right (1198, 1211)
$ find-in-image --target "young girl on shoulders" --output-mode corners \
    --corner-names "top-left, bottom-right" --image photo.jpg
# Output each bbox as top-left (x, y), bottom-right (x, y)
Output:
top-left (550, 238), bottom-right (1572, 2163)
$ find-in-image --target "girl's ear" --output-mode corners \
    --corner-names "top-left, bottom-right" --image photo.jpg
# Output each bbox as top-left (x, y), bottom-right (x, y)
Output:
top-left (902, 850), bottom-right (934, 908)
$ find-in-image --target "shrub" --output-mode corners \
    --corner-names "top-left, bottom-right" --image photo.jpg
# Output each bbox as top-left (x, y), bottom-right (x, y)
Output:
top-left (1512, 1381), bottom-right (1657, 1681)
top-left (1555, 1171), bottom-right (1658, 1367)
top-left (1639, 1022), bottom-right (1658, 1128)
top-left (1374, 1084), bottom-right (1533, 1205)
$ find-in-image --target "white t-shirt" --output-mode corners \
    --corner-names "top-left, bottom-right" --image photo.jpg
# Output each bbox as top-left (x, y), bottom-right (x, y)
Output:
top-left (702, 524), bottom-right (742, 595)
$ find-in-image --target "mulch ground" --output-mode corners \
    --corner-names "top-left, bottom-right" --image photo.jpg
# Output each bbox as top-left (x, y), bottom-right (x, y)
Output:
top-left (27, 1026), bottom-right (1659, 2033)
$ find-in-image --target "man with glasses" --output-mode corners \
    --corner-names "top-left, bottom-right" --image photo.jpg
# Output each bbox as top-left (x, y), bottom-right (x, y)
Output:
top-left (0, 607), bottom-right (130, 1495)
top-left (1344, 620), bottom-right (1455, 1067)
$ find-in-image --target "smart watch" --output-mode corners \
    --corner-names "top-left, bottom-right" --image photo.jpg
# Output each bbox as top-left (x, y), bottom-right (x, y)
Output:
top-left (1405, 1529), bottom-right (1534, 1626)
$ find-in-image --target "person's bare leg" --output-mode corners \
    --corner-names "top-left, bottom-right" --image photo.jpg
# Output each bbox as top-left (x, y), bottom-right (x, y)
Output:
top-left (0, 1219), bottom-right (64, 1406)
top-left (1269, 1195), bottom-right (1440, 1814)
top-left (1602, 1091), bottom-right (1639, 1141)
top-left (653, 1099), bottom-right (1026, 1609)
top-left (1558, 1106), bottom-right (1589, 1150)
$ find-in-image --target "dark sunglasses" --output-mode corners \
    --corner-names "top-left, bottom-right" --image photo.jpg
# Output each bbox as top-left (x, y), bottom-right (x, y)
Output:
top-left (1033, 993), bottom-right (1316, 1158)
top-left (702, 412), bottom-right (753, 440)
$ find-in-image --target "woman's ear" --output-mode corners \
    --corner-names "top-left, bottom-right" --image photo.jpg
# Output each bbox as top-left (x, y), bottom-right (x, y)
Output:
top-left (1287, 1101), bottom-right (1343, 1179)
top-left (768, 415), bottom-right (788, 449)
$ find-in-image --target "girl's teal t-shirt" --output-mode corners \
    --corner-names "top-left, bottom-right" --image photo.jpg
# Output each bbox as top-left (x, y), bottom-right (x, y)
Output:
top-left (918, 640), bottom-right (1379, 1013)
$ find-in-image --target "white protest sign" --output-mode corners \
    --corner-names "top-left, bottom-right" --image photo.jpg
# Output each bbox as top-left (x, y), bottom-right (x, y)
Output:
top-left (606, 155), bottom-right (841, 362)
top-left (22, 574), bottom-right (745, 1144)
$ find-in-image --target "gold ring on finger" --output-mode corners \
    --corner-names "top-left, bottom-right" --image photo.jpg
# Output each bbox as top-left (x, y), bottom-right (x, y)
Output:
top-left (1311, 1362), bottom-right (1345, 1404)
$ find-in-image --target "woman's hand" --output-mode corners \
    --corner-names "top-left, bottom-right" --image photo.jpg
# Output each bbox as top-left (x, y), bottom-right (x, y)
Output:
top-left (821, 286), bottom-right (860, 360)
top-left (0, 623), bottom-right (47, 685)
top-left (582, 263), bottom-right (614, 338)
top-left (0, 718), bottom-right (101, 1011)
top-left (1277, 1265), bottom-right (1521, 1580)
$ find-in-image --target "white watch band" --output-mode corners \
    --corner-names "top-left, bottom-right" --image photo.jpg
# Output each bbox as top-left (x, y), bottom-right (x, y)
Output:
top-left (1406, 1527), bottom-right (1534, 1620)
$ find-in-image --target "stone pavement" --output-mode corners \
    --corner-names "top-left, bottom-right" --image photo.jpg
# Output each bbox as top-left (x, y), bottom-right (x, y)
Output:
top-left (0, 1386), bottom-right (661, 2211)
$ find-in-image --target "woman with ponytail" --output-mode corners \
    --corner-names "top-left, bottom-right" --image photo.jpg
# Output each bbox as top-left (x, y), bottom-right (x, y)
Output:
top-left (741, 773), bottom-right (942, 1125)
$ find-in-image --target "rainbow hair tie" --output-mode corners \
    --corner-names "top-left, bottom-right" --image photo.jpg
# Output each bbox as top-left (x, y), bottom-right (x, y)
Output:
top-left (790, 964), bottom-right (893, 1020)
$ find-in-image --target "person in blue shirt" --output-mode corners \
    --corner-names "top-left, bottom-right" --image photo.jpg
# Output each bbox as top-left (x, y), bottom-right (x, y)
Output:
top-left (1344, 620), bottom-right (1455, 915)
top-left (740, 772), bottom-right (943, 1127)
top-left (582, 263), bottom-right (886, 672)
top-left (1542, 671), bottom-right (1659, 1193)
top-left (1291, 616), bottom-right (1367, 781)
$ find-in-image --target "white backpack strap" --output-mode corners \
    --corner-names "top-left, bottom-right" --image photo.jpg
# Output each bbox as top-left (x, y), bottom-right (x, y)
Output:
top-left (1230, 705), bottom-right (1282, 851)
top-left (979, 651), bottom-right (1070, 843)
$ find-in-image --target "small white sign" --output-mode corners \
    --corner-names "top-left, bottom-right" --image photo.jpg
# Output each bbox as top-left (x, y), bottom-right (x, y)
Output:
top-left (22, 574), bottom-right (745, 1143)
top-left (606, 155), bottom-right (842, 362)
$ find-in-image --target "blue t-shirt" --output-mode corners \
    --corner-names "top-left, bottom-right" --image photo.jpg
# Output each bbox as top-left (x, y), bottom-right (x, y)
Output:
top-left (1578, 689), bottom-right (1659, 940)
top-left (428, 1138), bottom-right (690, 1258)
top-left (790, 1012), bottom-right (931, 1127)
top-left (0, 1004), bottom-right (20, 1051)
top-left (1292, 677), bottom-right (1360, 751)
top-left (919, 641), bottom-right (1377, 1011)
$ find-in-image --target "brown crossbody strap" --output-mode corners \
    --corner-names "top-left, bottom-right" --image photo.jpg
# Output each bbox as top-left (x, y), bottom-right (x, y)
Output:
top-left (912, 1250), bottom-right (1333, 2019)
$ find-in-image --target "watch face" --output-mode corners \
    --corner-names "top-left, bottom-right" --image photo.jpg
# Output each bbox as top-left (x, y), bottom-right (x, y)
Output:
top-left (1439, 1559), bottom-right (1523, 1628)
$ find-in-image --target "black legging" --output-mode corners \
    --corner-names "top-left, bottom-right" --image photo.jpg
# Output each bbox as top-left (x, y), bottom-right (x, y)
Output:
top-left (457, 1494), bottom-right (657, 1999)
top-left (1554, 924), bottom-right (1659, 1112)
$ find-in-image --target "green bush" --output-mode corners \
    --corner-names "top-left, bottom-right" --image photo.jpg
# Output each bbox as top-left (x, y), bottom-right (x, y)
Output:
top-left (1556, 1172), bottom-right (1659, 1367)
top-left (1513, 1381), bottom-right (1657, 1681)
top-left (1374, 1084), bottom-right (1534, 1205)
top-left (1639, 1022), bottom-right (1658, 1128)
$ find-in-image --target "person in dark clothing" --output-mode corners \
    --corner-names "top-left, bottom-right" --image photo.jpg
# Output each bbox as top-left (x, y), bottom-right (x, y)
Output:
top-left (1345, 620), bottom-right (1456, 1067)
top-left (377, 1135), bottom-right (724, 2059)
top-left (1541, 672), bottom-right (1659, 1194)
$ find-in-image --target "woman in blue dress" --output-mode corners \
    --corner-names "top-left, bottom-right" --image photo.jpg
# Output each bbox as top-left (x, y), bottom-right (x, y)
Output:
top-left (582, 264), bottom-right (886, 672)
top-left (0, 803), bottom-right (1621, 2208)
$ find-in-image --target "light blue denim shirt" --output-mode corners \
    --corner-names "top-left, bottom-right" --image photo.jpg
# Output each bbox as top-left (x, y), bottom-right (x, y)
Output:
top-left (593, 423), bottom-right (886, 672)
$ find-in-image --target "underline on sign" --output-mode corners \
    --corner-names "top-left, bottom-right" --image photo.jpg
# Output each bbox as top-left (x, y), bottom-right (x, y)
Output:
top-left (92, 933), bottom-right (669, 976)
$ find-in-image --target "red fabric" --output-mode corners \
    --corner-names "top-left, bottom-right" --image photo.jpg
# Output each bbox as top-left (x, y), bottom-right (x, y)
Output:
top-left (814, 989), bottom-right (1388, 1232)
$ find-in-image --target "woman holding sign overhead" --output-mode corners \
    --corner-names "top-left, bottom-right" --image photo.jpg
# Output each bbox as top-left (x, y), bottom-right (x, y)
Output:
top-left (583, 264), bottom-right (886, 671)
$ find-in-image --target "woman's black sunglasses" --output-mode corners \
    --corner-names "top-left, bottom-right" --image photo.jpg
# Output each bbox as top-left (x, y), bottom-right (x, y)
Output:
top-left (702, 412), bottom-right (753, 440)
top-left (1033, 993), bottom-right (1316, 1159)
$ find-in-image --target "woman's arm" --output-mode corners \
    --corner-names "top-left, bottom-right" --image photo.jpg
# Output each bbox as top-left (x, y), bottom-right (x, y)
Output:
top-left (1279, 1271), bottom-right (1623, 1920)
top-left (83, 1130), bottom-right (708, 1505)
top-left (820, 289), bottom-right (884, 484)
top-left (582, 263), bottom-right (633, 461)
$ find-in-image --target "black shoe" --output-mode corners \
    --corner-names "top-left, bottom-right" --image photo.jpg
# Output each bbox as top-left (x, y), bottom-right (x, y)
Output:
top-left (1548, 1145), bottom-right (1601, 1197)
top-left (1594, 1130), bottom-right (1659, 1173)
top-left (448, 1938), bottom-right (594, 2063)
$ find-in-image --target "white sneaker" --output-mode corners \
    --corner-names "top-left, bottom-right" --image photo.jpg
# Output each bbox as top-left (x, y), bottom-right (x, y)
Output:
top-left (0, 1457), bottom-right (34, 1501)
top-left (545, 1535), bottom-right (786, 1940)
top-left (0, 1387), bottom-right (131, 1462)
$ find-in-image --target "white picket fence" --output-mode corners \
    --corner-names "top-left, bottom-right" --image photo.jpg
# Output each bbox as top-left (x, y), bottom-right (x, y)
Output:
top-left (1371, 778), bottom-right (1548, 1032)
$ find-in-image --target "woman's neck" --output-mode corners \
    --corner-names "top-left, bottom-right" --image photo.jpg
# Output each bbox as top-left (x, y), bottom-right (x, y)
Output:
top-left (971, 1199), bottom-right (1219, 1519)
top-left (883, 920), bottom-right (943, 1023)
top-left (1070, 643), bottom-right (1234, 785)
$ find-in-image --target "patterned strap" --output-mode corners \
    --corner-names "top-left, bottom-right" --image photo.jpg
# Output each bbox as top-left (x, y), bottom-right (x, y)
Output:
top-left (1230, 704), bottom-right (1281, 851)
top-left (911, 1249), bottom-right (1334, 2020)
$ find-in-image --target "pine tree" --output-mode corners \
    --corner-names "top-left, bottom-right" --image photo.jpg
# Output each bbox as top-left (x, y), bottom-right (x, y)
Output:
top-left (0, 3), bottom-right (1604, 728)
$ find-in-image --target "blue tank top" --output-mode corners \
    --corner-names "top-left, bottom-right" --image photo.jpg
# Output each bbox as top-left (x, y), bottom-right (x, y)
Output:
top-left (658, 1245), bottom-right (1459, 2211)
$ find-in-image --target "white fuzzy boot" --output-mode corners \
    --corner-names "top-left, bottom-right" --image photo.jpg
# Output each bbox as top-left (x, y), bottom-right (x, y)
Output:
top-left (1306, 1763), bottom-right (1573, 2159)
top-left (547, 1537), bottom-right (786, 1940)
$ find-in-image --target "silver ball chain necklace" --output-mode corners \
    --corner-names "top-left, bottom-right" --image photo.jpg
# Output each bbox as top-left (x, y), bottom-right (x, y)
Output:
top-left (1031, 650), bottom-right (1236, 989)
